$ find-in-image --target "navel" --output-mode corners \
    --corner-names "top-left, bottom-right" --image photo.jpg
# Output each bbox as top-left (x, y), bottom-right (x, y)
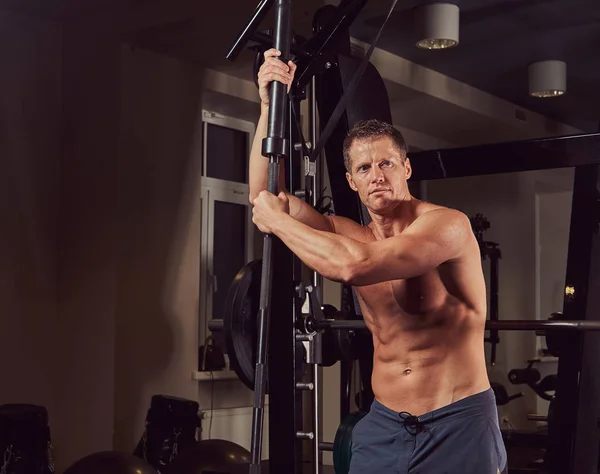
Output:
top-left (403, 368), bottom-right (412, 376)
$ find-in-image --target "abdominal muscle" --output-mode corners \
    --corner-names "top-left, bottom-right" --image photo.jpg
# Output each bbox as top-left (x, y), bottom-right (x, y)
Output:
top-left (361, 299), bottom-right (490, 416)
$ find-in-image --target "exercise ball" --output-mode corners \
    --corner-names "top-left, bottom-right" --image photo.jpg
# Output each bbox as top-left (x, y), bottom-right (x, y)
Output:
top-left (64, 451), bottom-right (158, 474)
top-left (163, 439), bottom-right (250, 473)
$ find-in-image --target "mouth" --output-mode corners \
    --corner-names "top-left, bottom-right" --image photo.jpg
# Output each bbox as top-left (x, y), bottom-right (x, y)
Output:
top-left (370, 189), bottom-right (389, 195)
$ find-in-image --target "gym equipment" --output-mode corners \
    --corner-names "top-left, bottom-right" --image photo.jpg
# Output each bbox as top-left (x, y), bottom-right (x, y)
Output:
top-left (314, 304), bottom-right (356, 367)
top-left (508, 362), bottom-right (556, 402)
top-left (65, 451), bottom-right (158, 474)
top-left (491, 382), bottom-right (523, 406)
top-left (227, 0), bottom-right (398, 470)
top-left (219, 259), bottom-right (307, 391)
top-left (546, 396), bottom-right (558, 460)
top-left (133, 395), bottom-right (201, 472)
top-left (471, 213), bottom-right (502, 366)
top-left (0, 403), bottom-right (55, 474)
top-left (162, 439), bottom-right (250, 474)
top-left (198, 335), bottom-right (226, 372)
top-left (229, 0), bottom-right (294, 470)
top-left (310, 317), bottom-right (600, 332)
top-left (542, 312), bottom-right (564, 357)
top-left (332, 411), bottom-right (366, 474)
top-left (211, 308), bottom-right (600, 376)
top-left (222, 259), bottom-right (262, 390)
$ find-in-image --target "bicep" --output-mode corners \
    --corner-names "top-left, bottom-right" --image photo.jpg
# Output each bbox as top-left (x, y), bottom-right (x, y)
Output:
top-left (357, 210), bottom-right (472, 283)
top-left (365, 234), bottom-right (448, 282)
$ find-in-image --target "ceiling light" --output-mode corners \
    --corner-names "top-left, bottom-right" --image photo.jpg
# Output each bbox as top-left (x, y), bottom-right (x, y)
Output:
top-left (415, 3), bottom-right (460, 50)
top-left (528, 60), bottom-right (567, 98)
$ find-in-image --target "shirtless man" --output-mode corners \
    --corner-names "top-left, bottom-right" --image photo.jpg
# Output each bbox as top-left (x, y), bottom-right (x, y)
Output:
top-left (250, 49), bottom-right (507, 474)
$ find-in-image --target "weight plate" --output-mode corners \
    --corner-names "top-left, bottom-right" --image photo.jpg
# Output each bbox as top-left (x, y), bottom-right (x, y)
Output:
top-left (333, 311), bottom-right (355, 362)
top-left (333, 411), bottom-right (366, 474)
top-left (223, 259), bottom-right (263, 391)
top-left (223, 259), bottom-right (307, 391)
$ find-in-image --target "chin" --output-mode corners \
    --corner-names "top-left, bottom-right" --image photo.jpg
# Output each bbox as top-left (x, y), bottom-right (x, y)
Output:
top-left (365, 197), bottom-right (401, 214)
top-left (366, 201), bottom-right (393, 215)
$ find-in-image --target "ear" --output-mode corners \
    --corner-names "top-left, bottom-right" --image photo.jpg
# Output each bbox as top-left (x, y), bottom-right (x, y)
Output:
top-left (346, 172), bottom-right (358, 192)
top-left (404, 157), bottom-right (412, 180)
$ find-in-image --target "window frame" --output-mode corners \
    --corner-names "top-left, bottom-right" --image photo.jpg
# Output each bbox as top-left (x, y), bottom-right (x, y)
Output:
top-left (198, 111), bottom-right (256, 348)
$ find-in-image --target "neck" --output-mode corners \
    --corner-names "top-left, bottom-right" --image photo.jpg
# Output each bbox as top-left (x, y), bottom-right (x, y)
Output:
top-left (369, 195), bottom-right (418, 239)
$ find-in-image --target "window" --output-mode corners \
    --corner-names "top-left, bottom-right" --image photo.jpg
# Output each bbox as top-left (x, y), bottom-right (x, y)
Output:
top-left (199, 111), bottom-right (258, 355)
top-left (202, 111), bottom-right (253, 183)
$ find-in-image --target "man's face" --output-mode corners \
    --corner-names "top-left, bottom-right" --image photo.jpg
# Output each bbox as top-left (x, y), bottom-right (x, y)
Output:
top-left (345, 136), bottom-right (412, 214)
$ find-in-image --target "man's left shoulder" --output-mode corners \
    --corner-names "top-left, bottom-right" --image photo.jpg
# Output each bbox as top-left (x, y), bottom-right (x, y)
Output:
top-left (408, 206), bottom-right (474, 251)
top-left (412, 206), bottom-right (476, 263)
top-left (416, 204), bottom-right (470, 229)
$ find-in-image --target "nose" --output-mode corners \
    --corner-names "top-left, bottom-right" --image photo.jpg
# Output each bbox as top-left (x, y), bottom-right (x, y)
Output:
top-left (370, 166), bottom-right (384, 183)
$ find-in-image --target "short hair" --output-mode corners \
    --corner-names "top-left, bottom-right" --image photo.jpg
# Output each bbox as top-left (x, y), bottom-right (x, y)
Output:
top-left (342, 119), bottom-right (407, 172)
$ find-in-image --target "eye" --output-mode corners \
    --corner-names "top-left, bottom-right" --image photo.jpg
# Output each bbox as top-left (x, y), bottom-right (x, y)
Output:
top-left (380, 160), bottom-right (392, 167)
top-left (357, 164), bottom-right (370, 172)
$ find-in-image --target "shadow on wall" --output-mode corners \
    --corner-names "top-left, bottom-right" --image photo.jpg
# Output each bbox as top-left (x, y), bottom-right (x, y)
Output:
top-left (114, 45), bottom-right (204, 451)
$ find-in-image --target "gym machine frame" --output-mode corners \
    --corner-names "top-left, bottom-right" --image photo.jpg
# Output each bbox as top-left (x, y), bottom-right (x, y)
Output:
top-left (224, 0), bottom-right (600, 472)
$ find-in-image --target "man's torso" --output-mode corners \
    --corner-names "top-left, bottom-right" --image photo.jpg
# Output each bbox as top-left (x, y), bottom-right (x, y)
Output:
top-left (329, 203), bottom-right (490, 415)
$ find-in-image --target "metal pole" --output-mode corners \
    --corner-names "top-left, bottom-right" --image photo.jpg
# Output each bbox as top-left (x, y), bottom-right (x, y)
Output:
top-left (312, 362), bottom-right (321, 474)
top-left (319, 442), bottom-right (334, 451)
top-left (209, 318), bottom-right (600, 333)
top-left (226, 0), bottom-right (274, 61)
top-left (311, 319), bottom-right (600, 331)
top-left (251, 1), bottom-right (293, 472)
top-left (308, 74), bottom-right (323, 474)
top-left (310, 76), bottom-right (323, 292)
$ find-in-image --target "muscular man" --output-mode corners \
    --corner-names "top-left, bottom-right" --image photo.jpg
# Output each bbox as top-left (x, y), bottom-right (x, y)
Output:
top-left (250, 49), bottom-right (507, 474)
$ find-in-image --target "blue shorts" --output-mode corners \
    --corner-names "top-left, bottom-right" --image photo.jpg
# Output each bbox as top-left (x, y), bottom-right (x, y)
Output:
top-left (349, 388), bottom-right (507, 474)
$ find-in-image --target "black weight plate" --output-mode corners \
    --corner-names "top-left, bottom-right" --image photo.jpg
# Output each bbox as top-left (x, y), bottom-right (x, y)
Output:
top-left (333, 311), bottom-right (355, 362)
top-left (333, 411), bottom-right (366, 474)
top-left (319, 306), bottom-right (355, 366)
top-left (223, 259), bottom-right (263, 391)
top-left (223, 258), bottom-right (308, 391)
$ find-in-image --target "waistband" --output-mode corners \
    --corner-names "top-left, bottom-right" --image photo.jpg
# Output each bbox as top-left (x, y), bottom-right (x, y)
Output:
top-left (371, 387), bottom-right (496, 426)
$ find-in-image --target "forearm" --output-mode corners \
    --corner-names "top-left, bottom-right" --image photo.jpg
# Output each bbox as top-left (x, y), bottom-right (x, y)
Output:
top-left (271, 214), bottom-right (365, 283)
top-left (249, 105), bottom-right (286, 201)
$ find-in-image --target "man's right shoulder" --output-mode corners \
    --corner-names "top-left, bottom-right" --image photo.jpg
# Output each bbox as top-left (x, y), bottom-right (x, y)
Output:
top-left (328, 215), bottom-right (371, 240)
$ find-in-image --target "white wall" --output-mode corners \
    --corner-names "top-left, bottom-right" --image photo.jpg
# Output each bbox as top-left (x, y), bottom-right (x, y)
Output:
top-left (424, 167), bottom-right (573, 429)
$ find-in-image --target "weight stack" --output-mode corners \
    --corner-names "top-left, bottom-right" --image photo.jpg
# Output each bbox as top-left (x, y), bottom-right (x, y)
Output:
top-left (133, 395), bottom-right (201, 473)
top-left (0, 404), bottom-right (55, 474)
